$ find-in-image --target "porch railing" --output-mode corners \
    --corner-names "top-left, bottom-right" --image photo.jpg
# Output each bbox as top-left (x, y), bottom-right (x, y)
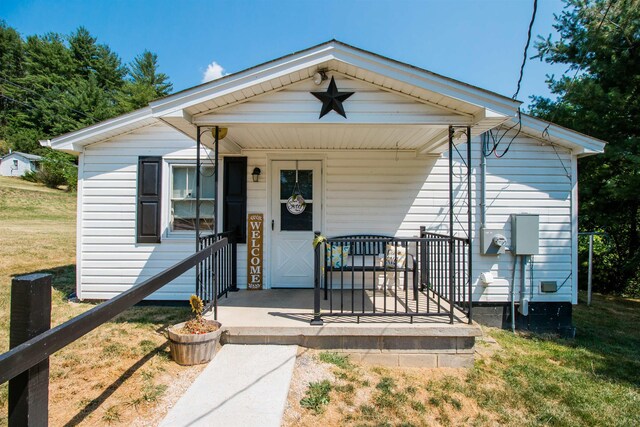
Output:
top-left (420, 228), bottom-right (472, 321)
top-left (311, 229), bottom-right (471, 325)
top-left (197, 231), bottom-right (238, 317)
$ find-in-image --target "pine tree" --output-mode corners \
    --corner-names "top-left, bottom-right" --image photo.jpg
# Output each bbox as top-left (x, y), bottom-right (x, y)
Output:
top-left (120, 50), bottom-right (173, 110)
top-left (531, 0), bottom-right (640, 295)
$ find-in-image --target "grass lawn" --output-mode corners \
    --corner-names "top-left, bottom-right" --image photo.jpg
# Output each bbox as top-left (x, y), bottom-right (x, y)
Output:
top-left (0, 177), bottom-right (201, 426)
top-left (291, 299), bottom-right (640, 426)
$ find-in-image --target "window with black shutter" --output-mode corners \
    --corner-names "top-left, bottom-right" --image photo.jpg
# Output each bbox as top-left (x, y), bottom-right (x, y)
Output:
top-left (137, 156), bottom-right (162, 243)
top-left (223, 157), bottom-right (247, 243)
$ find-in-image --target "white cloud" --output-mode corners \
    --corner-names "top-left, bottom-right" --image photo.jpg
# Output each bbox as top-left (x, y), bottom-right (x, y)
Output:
top-left (201, 61), bottom-right (226, 83)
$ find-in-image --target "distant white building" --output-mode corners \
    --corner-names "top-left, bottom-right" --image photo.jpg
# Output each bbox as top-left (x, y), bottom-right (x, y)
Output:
top-left (0, 151), bottom-right (42, 177)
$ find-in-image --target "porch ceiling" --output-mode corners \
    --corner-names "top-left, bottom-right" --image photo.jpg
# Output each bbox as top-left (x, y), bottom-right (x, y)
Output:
top-left (192, 122), bottom-right (513, 153)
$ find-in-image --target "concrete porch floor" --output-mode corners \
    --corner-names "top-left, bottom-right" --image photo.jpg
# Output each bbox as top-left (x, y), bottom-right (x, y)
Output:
top-left (208, 290), bottom-right (481, 367)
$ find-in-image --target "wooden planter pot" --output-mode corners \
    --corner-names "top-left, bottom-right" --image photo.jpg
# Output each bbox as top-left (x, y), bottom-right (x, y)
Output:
top-left (167, 320), bottom-right (223, 366)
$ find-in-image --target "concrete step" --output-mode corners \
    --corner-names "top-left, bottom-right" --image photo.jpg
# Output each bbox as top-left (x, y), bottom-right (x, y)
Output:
top-left (159, 344), bottom-right (297, 427)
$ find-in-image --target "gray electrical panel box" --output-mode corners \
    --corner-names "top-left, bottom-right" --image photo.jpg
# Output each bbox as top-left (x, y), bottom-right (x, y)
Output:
top-left (511, 214), bottom-right (539, 255)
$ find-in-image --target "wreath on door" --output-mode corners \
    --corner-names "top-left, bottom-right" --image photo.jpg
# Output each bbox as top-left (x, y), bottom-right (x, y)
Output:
top-left (286, 160), bottom-right (306, 215)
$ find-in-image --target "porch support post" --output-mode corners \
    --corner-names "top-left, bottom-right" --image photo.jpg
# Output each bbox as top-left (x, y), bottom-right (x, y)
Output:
top-left (195, 126), bottom-right (201, 298)
top-left (448, 126), bottom-right (455, 324)
top-left (311, 231), bottom-right (324, 325)
top-left (213, 126), bottom-right (219, 320)
top-left (466, 125), bottom-right (473, 323)
top-left (196, 126), bottom-right (201, 250)
top-left (214, 126), bottom-right (219, 237)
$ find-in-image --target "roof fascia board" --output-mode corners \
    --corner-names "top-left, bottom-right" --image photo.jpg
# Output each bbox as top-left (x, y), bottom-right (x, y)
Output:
top-left (331, 46), bottom-right (520, 117)
top-left (150, 49), bottom-right (336, 116)
top-left (519, 115), bottom-right (606, 153)
top-left (44, 107), bottom-right (154, 152)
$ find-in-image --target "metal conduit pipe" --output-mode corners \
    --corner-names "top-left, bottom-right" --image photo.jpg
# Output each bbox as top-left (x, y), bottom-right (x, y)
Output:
top-left (480, 133), bottom-right (488, 228)
top-left (510, 254), bottom-right (517, 332)
top-left (520, 255), bottom-right (527, 316)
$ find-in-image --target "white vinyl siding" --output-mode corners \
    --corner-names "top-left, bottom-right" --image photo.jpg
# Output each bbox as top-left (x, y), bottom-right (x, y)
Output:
top-left (79, 123), bottom-right (216, 300)
top-left (78, 121), bottom-right (575, 304)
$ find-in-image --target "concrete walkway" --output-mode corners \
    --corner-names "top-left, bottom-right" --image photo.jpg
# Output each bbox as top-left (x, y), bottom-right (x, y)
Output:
top-left (159, 345), bottom-right (298, 427)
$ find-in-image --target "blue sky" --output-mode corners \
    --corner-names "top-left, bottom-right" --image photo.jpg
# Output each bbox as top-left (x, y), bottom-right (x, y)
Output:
top-left (1, 0), bottom-right (570, 107)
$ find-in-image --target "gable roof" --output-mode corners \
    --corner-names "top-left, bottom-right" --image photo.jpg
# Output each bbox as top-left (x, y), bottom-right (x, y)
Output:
top-left (1, 151), bottom-right (43, 161)
top-left (41, 40), bottom-right (605, 156)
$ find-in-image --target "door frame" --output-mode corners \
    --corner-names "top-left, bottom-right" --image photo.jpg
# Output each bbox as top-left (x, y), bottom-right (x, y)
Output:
top-left (266, 153), bottom-right (326, 289)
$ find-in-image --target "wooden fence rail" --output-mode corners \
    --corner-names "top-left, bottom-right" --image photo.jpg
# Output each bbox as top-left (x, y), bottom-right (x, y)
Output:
top-left (0, 238), bottom-right (228, 425)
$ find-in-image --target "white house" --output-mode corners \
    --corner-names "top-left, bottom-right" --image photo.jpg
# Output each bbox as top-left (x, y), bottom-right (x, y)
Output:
top-left (0, 151), bottom-right (42, 177)
top-left (42, 41), bottom-right (605, 332)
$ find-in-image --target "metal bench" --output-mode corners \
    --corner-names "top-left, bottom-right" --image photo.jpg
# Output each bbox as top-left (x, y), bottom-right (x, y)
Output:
top-left (323, 234), bottom-right (419, 299)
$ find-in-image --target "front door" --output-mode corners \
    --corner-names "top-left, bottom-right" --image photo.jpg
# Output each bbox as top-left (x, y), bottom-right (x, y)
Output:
top-left (270, 160), bottom-right (322, 288)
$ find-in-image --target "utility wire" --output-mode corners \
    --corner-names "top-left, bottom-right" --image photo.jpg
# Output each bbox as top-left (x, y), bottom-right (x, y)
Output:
top-left (513, 0), bottom-right (538, 100)
top-left (0, 74), bottom-right (98, 122)
top-left (484, 0), bottom-right (538, 159)
top-left (0, 94), bottom-right (77, 127)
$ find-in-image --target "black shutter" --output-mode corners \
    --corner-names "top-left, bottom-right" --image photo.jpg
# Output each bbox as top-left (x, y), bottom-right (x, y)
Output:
top-left (137, 156), bottom-right (162, 243)
top-left (223, 157), bottom-right (247, 243)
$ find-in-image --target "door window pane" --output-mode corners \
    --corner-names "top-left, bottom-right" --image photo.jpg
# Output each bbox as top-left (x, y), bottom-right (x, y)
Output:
top-left (281, 203), bottom-right (313, 231)
top-left (280, 170), bottom-right (313, 199)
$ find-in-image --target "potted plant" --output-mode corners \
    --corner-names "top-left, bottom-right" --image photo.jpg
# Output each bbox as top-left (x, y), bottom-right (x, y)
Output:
top-left (167, 295), bottom-right (222, 365)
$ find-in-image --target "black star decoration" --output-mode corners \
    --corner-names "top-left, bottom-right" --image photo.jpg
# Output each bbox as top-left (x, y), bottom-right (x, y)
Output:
top-left (311, 76), bottom-right (354, 119)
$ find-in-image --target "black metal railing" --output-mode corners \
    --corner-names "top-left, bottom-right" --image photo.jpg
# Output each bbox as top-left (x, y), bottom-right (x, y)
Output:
top-left (311, 229), bottom-right (472, 325)
top-left (197, 231), bottom-right (237, 316)
top-left (420, 228), bottom-right (472, 322)
top-left (0, 237), bottom-right (230, 424)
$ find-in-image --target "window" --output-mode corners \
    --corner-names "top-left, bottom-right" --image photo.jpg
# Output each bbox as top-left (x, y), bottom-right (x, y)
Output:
top-left (12, 159), bottom-right (18, 168)
top-left (170, 165), bottom-right (215, 232)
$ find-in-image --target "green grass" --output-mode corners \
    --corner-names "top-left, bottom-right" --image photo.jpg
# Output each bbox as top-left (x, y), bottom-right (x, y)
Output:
top-left (300, 380), bottom-right (332, 414)
top-left (318, 351), bottom-right (354, 370)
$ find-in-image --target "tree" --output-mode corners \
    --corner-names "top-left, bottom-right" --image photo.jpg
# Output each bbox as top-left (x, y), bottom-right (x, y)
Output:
top-left (120, 50), bottom-right (173, 110)
top-left (68, 27), bottom-right (126, 95)
top-left (531, 0), bottom-right (640, 296)
top-left (0, 21), bottom-right (25, 141)
top-left (0, 22), bottom-right (174, 190)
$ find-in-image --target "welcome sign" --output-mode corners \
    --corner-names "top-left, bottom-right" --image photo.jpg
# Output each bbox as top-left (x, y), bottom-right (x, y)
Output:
top-left (247, 213), bottom-right (263, 290)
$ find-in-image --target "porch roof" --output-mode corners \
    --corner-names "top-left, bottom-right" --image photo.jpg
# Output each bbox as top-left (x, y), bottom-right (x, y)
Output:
top-left (40, 40), bottom-right (606, 157)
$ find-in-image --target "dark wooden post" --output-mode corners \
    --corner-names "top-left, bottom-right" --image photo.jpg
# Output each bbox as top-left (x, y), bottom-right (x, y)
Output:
top-left (9, 273), bottom-right (52, 427)
top-left (311, 231), bottom-right (323, 325)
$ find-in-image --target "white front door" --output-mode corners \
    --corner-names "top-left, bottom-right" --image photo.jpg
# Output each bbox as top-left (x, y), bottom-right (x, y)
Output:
top-left (270, 160), bottom-right (322, 288)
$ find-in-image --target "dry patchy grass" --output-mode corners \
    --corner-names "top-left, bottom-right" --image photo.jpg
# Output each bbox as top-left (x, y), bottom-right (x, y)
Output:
top-left (289, 293), bottom-right (640, 427)
top-left (0, 177), bottom-right (202, 426)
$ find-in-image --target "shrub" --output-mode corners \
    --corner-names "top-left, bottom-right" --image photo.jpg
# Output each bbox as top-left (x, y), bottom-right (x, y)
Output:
top-left (34, 151), bottom-right (78, 190)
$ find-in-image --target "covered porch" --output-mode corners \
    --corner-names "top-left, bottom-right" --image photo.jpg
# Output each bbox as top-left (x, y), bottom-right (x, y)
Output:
top-left (147, 41), bottom-right (522, 329)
